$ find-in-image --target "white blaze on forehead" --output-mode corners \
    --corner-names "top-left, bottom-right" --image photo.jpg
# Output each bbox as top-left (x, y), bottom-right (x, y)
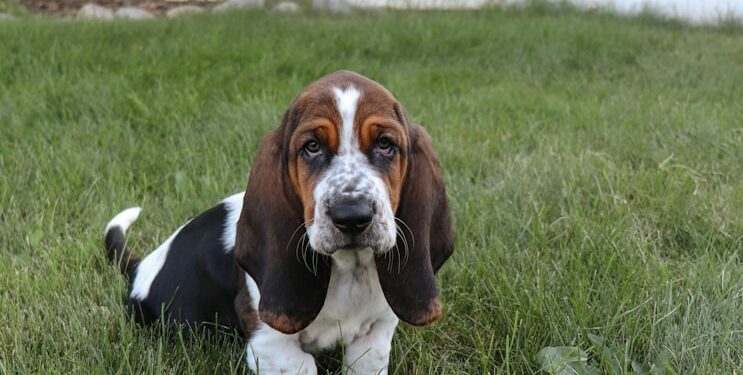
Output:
top-left (332, 86), bottom-right (361, 154)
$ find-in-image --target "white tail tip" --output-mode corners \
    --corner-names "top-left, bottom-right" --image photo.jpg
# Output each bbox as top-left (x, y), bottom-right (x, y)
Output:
top-left (104, 207), bottom-right (142, 235)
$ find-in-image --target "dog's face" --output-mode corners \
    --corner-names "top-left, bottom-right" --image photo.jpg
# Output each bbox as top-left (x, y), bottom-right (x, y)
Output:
top-left (285, 74), bottom-right (409, 255)
top-left (235, 71), bottom-right (453, 333)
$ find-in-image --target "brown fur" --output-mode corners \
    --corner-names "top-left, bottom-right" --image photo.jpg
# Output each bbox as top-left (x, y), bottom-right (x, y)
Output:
top-left (233, 273), bottom-right (258, 340)
top-left (375, 123), bottom-right (454, 326)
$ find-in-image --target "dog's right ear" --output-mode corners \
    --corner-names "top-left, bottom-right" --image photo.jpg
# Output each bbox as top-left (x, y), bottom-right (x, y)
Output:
top-left (234, 127), bottom-right (331, 334)
top-left (376, 123), bottom-right (455, 327)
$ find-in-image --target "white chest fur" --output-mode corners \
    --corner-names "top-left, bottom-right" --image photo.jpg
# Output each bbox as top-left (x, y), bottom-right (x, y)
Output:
top-left (299, 249), bottom-right (393, 353)
top-left (244, 249), bottom-right (398, 375)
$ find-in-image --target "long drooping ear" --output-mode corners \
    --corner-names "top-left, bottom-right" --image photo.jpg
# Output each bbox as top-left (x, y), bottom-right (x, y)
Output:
top-left (234, 128), bottom-right (331, 334)
top-left (376, 121), bottom-right (454, 326)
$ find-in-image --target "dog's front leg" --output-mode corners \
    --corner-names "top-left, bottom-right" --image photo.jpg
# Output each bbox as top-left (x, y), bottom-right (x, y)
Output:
top-left (245, 324), bottom-right (318, 375)
top-left (343, 317), bottom-right (399, 375)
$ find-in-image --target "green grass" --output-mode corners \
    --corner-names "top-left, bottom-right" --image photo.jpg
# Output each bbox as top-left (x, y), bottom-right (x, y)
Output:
top-left (1, 6), bottom-right (742, 374)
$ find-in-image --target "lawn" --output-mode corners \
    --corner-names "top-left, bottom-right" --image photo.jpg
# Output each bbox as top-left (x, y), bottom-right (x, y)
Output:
top-left (1, 5), bottom-right (742, 374)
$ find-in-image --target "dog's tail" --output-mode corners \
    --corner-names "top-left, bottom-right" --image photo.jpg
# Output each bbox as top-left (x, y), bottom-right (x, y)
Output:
top-left (104, 207), bottom-right (142, 279)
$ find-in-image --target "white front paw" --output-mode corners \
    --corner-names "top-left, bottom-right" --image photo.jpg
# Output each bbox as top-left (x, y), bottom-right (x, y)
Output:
top-left (246, 345), bottom-right (318, 375)
top-left (344, 353), bottom-right (389, 375)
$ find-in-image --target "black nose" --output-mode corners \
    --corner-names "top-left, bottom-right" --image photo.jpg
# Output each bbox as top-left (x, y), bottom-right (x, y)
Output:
top-left (328, 201), bottom-right (373, 235)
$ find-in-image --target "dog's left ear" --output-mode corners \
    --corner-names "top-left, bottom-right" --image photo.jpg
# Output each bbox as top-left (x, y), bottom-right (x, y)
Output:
top-left (376, 116), bottom-right (454, 326)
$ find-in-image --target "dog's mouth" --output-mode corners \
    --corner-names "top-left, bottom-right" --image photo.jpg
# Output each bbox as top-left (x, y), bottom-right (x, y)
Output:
top-left (307, 234), bottom-right (388, 255)
top-left (334, 239), bottom-right (373, 252)
top-left (326, 231), bottom-right (397, 255)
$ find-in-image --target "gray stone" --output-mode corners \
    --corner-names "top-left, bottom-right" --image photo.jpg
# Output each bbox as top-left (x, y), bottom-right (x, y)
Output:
top-left (166, 5), bottom-right (205, 17)
top-left (77, 3), bottom-right (114, 20)
top-left (312, 0), bottom-right (350, 14)
top-left (213, 0), bottom-right (265, 12)
top-left (274, 1), bottom-right (300, 12)
top-left (115, 7), bottom-right (156, 20)
top-left (0, 12), bottom-right (12, 20)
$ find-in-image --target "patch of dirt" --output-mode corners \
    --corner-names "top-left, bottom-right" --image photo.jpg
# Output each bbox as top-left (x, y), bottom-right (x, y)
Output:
top-left (21, 0), bottom-right (224, 16)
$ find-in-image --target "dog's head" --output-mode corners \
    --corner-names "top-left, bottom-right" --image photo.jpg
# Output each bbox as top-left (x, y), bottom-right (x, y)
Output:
top-left (235, 71), bottom-right (454, 334)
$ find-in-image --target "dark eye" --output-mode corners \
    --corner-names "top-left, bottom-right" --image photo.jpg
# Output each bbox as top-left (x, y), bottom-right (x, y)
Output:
top-left (375, 136), bottom-right (395, 157)
top-left (377, 137), bottom-right (392, 150)
top-left (303, 140), bottom-right (322, 157)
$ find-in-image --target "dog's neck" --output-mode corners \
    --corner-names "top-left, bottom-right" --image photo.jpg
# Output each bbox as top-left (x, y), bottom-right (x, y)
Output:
top-left (330, 248), bottom-right (375, 271)
top-left (298, 248), bottom-right (391, 353)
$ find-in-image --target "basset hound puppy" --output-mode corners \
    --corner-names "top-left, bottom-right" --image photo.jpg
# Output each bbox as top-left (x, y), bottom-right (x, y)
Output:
top-left (104, 71), bottom-right (454, 374)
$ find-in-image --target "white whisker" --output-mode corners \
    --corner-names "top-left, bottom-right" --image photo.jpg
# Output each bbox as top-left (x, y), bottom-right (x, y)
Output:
top-left (395, 217), bottom-right (415, 251)
top-left (289, 219), bottom-right (316, 274)
top-left (394, 218), bottom-right (413, 273)
top-left (289, 220), bottom-right (312, 262)
top-left (299, 232), bottom-right (312, 274)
